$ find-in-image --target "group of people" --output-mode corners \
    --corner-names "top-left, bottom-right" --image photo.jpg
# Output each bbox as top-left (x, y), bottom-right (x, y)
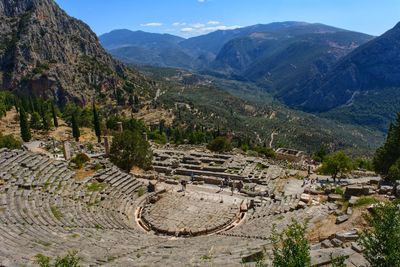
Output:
top-left (302, 176), bottom-right (319, 187)
top-left (218, 177), bottom-right (244, 195)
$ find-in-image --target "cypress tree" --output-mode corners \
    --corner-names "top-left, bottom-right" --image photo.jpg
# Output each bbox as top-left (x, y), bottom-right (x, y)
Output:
top-left (51, 103), bottom-right (58, 128)
top-left (40, 105), bottom-right (50, 131)
top-left (92, 102), bottom-right (101, 143)
top-left (71, 113), bottom-right (80, 142)
top-left (30, 111), bottom-right (42, 130)
top-left (19, 107), bottom-right (31, 142)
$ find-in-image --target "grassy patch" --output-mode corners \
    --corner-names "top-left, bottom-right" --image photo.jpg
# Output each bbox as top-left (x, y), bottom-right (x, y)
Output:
top-left (94, 223), bottom-right (104, 230)
top-left (50, 206), bottom-right (63, 220)
top-left (137, 187), bottom-right (146, 197)
top-left (200, 255), bottom-right (212, 261)
top-left (35, 240), bottom-right (52, 247)
top-left (353, 196), bottom-right (379, 208)
top-left (69, 233), bottom-right (80, 238)
top-left (335, 187), bottom-right (345, 196)
top-left (86, 181), bottom-right (106, 192)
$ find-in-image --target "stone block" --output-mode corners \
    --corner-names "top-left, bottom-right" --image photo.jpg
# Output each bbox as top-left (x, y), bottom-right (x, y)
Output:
top-left (331, 238), bottom-right (343, 247)
top-left (335, 229), bottom-right (359, 241)
top-left (351, 242), bottom-right (364, 253)
top-left (347, 207), bottom-right (353, 215)
top-left (348, 196), bottom-right (359, 206)
top-left (336, 215), bottom-right (349, 224)
top-left (344, 186), bottom-right (369, 198)
top-left (300, 193), bottom-right (312, 203)
top-left (379, 185), bottom-right (394, 195)
top-left (328, 194), bottom-right (342, 202)
top-left (321, 239), bottom-right (333, 248)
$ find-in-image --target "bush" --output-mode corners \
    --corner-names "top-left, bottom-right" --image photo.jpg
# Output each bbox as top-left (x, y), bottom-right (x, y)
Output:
top-left (35, 251), bottom-right (81, 267)
top-left (207, 136), bottom-right (232, 153)
top-left (70, 153), bottom-right (90, 169)
top-left (110, 130), bottom-right (153, 172)
top-left (255, 146), bottom-right (276, 158)
top-left (387, 159), bottom-right (400, 182)
top-left (0, 133), bottom-right (21, 149)
top-left (271, 219), bottom-right (310, 267)
top-left (359, 201), bottom-right (400, 267)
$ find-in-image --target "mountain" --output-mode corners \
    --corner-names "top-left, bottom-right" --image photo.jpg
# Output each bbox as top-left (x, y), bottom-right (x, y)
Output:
top-left (100, 29), bottom-right (184, 50)
top-left (0, 0), bottom-right (152, 105)
top-left (283, 22), bottom-right (400, 114)
top-left (99, 29), bottom-right (198, 69)
top-left (100, 30), bottom-right (196, 69)
top-left (211, 27), bottom-right (373, 93)
top-left (179, 22), bottom-right (333, 58)
top-left (101, 22), bottom-right (372, 85)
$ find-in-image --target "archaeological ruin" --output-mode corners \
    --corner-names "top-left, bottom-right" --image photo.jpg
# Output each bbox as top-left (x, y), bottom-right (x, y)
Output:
top-left (0, 143), bottom-right (389, 266)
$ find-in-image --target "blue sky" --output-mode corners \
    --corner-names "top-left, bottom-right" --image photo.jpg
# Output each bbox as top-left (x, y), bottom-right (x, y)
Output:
top-left (55, 0), bottom-right (400, 38)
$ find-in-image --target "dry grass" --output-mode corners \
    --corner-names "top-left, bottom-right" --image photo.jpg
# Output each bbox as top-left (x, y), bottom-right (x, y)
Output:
top-left (131, 107), bottom-right (174, 126)
top-left (0, 108), bottom-right (19, 137)
top-left (74, 169), bottom-right (95, 181)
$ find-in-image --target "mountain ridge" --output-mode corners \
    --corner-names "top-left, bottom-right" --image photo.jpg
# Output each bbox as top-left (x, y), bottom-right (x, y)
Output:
top-left (0, 0), bottom-right (153, 105)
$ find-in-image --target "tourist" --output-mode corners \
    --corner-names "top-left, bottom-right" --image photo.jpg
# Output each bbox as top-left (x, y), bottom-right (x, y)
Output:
top-left (181, 180), bottom-right (187, 195)
top-left (237, 181), bottom-right (244, 192)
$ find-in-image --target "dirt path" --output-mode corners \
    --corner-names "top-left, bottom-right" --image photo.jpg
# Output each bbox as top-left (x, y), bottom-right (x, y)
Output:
top-left (269, 132), bottom-right (278, 148)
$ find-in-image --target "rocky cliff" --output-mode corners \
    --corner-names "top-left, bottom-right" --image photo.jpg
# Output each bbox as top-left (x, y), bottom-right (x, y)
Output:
top-left (0, 0), bottom-right (152, 105)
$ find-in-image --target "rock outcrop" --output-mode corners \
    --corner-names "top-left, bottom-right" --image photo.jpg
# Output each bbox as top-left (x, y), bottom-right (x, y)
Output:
top-left (0, 0), bottom-right (153, 105)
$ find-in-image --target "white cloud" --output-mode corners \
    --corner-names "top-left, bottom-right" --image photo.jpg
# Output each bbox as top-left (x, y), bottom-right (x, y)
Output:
top-left (198, 0), bottom-right (205, 2)
top-left (140, 22), bottom-right (163, 27)
top-left (207, 20), bottom-right (220, 25)
top-left (180, 24), bottom-right (242, 35)
top-left (191, 23), bottom-right (206, 29)
top-left (172, 22), bottom-right (186, 27)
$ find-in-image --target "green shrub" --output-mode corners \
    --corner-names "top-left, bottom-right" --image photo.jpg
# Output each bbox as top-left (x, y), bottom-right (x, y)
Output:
top-left (0, 133), bottom-right (21, 149)
top-left (70, 153), bottom-right (90, 169)
top-left (353, 196), bottom-right (379, 208)
top-left (271, 219), bottom-right (310, 267)
top-left (207, 136), bottom-right (232, 153)
top-left (86, 181), bottom-right (106, 192)
top-left (359, 201), bottom-right (400, 267)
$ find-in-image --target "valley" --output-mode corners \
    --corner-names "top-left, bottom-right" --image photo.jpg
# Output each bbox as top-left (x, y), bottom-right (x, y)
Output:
top-left (1, 0), bottom-right (400, 266)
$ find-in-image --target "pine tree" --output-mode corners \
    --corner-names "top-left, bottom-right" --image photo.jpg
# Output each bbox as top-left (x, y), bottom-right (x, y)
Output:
top-left (19, 107), bottom-right (31, 142)
top-left (92, 102), bottom-right (101, 143)
top-left (71, 113), bottom-right (80, 142)
top-left (373, 112), bottom-right (400, 179)
top-left (51, 103), bottom-right (58, 128)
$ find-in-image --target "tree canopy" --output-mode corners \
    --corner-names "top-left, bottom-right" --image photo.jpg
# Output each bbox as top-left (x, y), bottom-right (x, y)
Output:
top-left (110, 129), bottom-right (153, 172)
top-left (207, 136), bottom-right (232, 153)
top-left (359, 201), bottom-right (400, 267)
top-left (373, 112), bottom-right (400, 181)
top-left (318, 151), bottom-right (353, 182)
top-left (271, 219), bottom-right (310, 267)
top-left (19, 107), bottom-right (31, 142)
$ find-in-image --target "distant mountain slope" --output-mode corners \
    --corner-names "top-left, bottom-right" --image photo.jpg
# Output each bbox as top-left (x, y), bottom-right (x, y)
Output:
top-left (0, 0), bottom-right (152, 105)
top-left (100, 29), bottom-right (197, 69)
top-left (100, 29), bottom-right (184, 50)
top-left (285, 22), bottom-right (400, 112)
top-left (99, 21), bottom-right (350, 70)
top-left (180, 22), bottom-right (339, 58)
top-left (212, 30), bottom-right (372, 93)
top-left (108, 45), bottom-right (197, 69)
